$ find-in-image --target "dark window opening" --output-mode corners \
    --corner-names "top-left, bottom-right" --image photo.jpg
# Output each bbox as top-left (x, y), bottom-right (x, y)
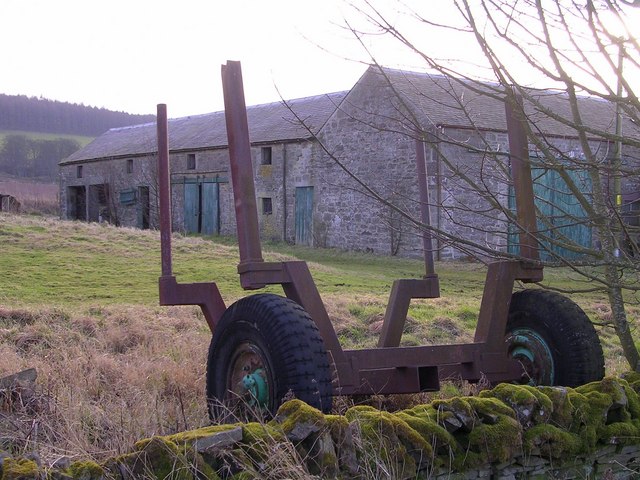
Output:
top-left (138, 186), bottom-right (150, 229)
top-left (261, 147), bottom-right (272, 165)
top-left (622, 199), bottom-right (640, 227)
top-left (77, 165), bottom-right (83, 178)
top-left (262, 197), bottom-right (273, 215)
top-left (126, 159), bottom-right (133, 174)
top-left (187, 153), bottom-right (196, 170)
top-left (119, 189), bottom-right (136, 205)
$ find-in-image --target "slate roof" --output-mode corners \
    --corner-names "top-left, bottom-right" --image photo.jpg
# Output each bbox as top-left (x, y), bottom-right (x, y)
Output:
top-left (371, 67), bottom-right (633, 138)
top-left (61, 92), bottom-right (348, 164)
top-left (64, 67), bottom-right (637, 165)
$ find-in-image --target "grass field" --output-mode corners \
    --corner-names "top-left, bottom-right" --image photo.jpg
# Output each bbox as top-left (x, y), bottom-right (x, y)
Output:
top-left (0, 129), bottom-right (95, 147)
top-left (0, 213), bottom-right (634, 462)
top-left (0, 213), bottom-right (629, 357)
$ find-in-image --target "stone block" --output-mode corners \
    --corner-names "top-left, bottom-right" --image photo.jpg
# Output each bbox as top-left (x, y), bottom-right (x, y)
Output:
top-left (194, 426), bottom-right (244, 453)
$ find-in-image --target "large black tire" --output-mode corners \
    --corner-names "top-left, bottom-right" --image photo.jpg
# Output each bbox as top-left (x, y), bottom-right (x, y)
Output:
top-left (206, 293), bottom-right (333, 422)
top-left (506, 289), bottom-right (604, 387)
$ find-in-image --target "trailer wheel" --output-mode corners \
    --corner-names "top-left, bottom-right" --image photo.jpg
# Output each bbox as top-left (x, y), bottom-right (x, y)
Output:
top-left (206, 293), bottom-right (333, 422)
top-left (506, 290), bottom-right (604, 387)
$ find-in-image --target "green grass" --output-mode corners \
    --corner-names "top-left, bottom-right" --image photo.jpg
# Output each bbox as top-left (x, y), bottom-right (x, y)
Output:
top-left (0, 129), bottom-right (94, 147)
top-left (0, 213), bottom-right (634, 370)
top-left (0, 212), bottom-right (620, 312)
top-left (0, 216), bottom-right (491, 310)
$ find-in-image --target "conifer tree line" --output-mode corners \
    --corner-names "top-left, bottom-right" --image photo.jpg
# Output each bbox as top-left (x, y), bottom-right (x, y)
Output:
top-left (0, 93), bottom-right (156, 180)
top-left (0, 93), bottom-right (155, 136)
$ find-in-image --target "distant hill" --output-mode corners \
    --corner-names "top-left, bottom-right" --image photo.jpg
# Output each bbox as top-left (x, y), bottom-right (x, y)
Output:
top-left (0, 93), bottom-right (155, 137)
top-left (0, 94), bottom-right (155, 182)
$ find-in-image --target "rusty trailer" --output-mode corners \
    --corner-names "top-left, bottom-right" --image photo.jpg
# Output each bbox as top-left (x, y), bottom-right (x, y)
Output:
top-left (156, 61), bottom-right (604, 417)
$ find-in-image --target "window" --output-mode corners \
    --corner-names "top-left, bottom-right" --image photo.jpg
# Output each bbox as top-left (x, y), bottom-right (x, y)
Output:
top-left (126, 159), bottom-right (133, 174)
top-left (262, 197), bottom-right (273, 215)
top-left (187, 153), bottom-right (196, 170)
top-left (622, 199), bottom-right (640, 227)
top-left (261, 147), bottom-right (272, 165)
top-left (76, 165), bottom-right (83, 178)
top-left (119, 189), bottom-right (136, 205)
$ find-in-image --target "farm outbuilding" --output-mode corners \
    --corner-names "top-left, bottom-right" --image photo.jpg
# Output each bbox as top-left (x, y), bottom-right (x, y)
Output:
top-left (59, 66), bottom-right (640, 260)
top-left (0, 194), bottom-right (20, 213)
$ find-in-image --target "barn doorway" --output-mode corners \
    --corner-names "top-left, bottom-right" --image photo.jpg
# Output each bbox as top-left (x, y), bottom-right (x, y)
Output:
top-left (183, 179), bottom-right (219, 235)
top-left (509, 166), bottom-right (592, 260)
top-left (67, 186), bottom-right (87, 221)
top-left (137, 186), bottom-right (150, 229)
top-left (0, 194), bottom-right (20, 213)
top-left (88, 184), bottom-right (110, 223)
top-left (295, 186), bottom-right (314, 246)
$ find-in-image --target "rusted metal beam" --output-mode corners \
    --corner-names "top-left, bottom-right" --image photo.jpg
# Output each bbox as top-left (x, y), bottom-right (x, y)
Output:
top-left (237, 261), bottom-right (291, 289)
top-left (505, 90), bottom-right (540, 262)
top-left (415, 138), bottom-right (437, 276)
top-left (157, 104), bottom-right (173, 278)
top-left (281, 261), bottom-right (352, 389)
top-left (377, 278), bottom-right (440, 348)
top-left (376, 140), bottom-right (441, 348)
top-left (473, 260), bottom-right (543, 348)
top-left (339, 340), bottom-right (522, 394)
top-left (156, 104), bottom-right (227, 333)
top-left (159, 276), bottom-right (226, 333)
top-left (221, 61), bottom-right (264, 270)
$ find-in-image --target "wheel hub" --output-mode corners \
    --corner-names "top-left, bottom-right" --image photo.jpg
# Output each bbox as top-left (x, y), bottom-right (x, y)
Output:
top-left (242, 368), bottom-right (269, 407)
top-left (227, 342), bottom-right (271, 409)
top-left (506, 328), bottom-right (555, 385)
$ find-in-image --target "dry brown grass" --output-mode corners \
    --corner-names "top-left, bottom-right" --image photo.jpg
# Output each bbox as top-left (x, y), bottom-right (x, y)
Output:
top-left (0, 299), bottom-right (483, 466)
top-left (0, 304), bottom-right (212, 462)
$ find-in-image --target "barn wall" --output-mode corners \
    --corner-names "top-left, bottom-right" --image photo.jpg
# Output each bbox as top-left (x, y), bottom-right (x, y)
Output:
top-left (59, 85), bottom-right (640, 261)
top-left (314, 76), bottom-right (424, 257)
top-left (314, 72), bottom-right (514, 260)
top-left (59, 140), bottom-right (315, 245)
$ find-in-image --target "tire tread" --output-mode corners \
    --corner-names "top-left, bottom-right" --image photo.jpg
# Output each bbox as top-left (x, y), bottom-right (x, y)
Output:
top-left (508, 289), bottom-right (605, 387)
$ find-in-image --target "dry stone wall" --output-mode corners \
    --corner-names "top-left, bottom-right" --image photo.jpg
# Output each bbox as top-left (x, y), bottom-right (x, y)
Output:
top-left (3, 375), bottom-right (640, 479)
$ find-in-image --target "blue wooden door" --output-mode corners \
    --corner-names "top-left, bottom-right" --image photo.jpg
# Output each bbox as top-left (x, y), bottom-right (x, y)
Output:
top-left (509, 166), bottom-right (592, 260)
top-left (295, 186), bottom-right (314, 246)
top-left (541, 168), bottom-right (592, 258)
top-left (201, 182), bottom-right (219, 235)
top-left (184, 182), bottom-right (200, 234)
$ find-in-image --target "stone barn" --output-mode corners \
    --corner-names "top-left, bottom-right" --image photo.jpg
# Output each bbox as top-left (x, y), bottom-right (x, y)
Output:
top-left (59, 66), bottom-right (639, 260)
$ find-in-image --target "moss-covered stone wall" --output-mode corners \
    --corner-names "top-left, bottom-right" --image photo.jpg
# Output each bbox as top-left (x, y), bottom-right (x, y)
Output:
top-left (2, 375), bottom-right (640, 479)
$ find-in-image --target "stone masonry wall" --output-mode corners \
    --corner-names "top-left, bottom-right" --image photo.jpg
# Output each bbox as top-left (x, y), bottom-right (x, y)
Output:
top-left (316, 75), bottom-right (426, 258)
top-left (59, 140), bottom-right (315, 244)
top-left (4, 375), bottom-right (640, 479)
top-left (315, 72), bottom-right (519, 260)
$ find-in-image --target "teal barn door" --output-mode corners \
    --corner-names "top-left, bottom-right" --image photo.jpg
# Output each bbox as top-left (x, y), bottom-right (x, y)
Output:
top-left (184, 182), bottom-right (200, 234)
top-left (509, 165), bottom-right (592, 260)
top-left (201, 182), bottom-right (219, 236)
top-left (295, 186), bottom-right (314, 246)
top-left (183, 179), bottom-right (220, 235)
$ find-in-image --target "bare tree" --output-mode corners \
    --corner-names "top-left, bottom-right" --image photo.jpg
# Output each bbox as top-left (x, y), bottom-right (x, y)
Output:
top-left (302, 0), bottom-right (640, 368)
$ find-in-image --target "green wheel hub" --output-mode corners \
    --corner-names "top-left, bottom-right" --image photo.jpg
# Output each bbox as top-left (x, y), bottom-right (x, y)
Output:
top-left (225, 342), bottom-right (272, 411)
top-left (242, 368), bottom-right (269, 407)
top-left (506, 328), bottom-right (555, 385)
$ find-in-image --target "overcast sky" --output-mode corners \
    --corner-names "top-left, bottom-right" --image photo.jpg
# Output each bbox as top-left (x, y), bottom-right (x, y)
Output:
top-left (1, 0), bottom-right (379, 117)
top-left (2, 1), bottom-right (637, 119)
